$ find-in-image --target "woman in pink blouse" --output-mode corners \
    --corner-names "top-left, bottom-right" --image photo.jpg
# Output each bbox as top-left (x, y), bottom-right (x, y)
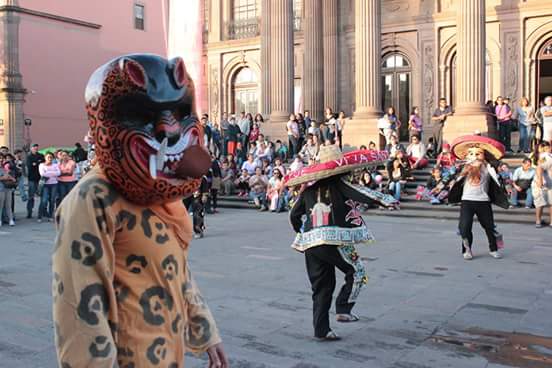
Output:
top-left (57, 150), bottom-right (77, 203)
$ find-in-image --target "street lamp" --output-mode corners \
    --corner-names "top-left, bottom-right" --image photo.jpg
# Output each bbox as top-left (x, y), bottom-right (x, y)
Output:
top-left (23, 118), bottom-right (32, 152)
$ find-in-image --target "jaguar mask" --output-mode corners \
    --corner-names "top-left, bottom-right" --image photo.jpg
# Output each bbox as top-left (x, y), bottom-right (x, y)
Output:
top-left (85, 54), bottom-right (211, 205)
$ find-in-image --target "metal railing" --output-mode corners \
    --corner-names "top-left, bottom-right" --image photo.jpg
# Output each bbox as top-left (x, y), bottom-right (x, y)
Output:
top-left (226, 18), bottom-right (260, 40)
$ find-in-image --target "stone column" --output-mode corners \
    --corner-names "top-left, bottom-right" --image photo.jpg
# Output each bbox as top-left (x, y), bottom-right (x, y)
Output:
top-left (0, 1), bottom-right (26, 150)
top-left (455, 0), bottom-right (486, 115)
top-left (269, 0), bottom-right (294, 128)
top-left (345, 0), bottom-right (381, 149)
top-left (323, 0), bottom-right (338, 112)
top-left (444, 0), bottom-right (495, 139)
top-left (260, 0), bottom-right (271, 118)
top-left (303, 0), bottom-right (324, 122)
top-left (352, 0), bottom-right (381, 119)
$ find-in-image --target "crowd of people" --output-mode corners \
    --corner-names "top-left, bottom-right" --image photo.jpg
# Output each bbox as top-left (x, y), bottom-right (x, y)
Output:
top-left (1, 95), bottom-right (551, 231)
top-left (0, 143), bottom-right (87, 226)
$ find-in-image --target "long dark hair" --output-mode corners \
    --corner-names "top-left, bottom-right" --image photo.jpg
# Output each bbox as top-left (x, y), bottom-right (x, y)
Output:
top-left (254, 113), bottom-right (264, 123)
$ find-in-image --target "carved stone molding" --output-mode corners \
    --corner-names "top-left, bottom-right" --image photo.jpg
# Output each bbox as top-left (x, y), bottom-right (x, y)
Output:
top-left (504, 32), bottom-right (519, 100)
top-left (422, 43), bottom-right (434, 124)
top-left (210, 67), bottom-right (219, 121)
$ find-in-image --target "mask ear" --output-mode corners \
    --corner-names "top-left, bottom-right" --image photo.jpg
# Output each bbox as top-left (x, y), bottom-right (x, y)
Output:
top-left (119, 58), bottom-right (148, 90)
top-left (172, 57), bottom-right (187, 88)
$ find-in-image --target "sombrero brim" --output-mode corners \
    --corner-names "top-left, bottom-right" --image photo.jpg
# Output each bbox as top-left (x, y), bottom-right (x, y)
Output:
top-left (451, 135), bottom-right (505, 160)
top-left (284, 150), bottom-right (389, 187)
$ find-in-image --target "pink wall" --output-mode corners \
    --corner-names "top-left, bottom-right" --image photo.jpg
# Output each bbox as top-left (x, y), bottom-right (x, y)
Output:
top-left (19, 0), bottom-right (170, 146)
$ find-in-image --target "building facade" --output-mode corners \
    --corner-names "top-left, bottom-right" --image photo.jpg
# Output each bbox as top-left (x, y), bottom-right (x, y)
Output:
top-left (202, 0), bottom-right (552, 146)
top-left (0, 0), bottom-right (171, 149)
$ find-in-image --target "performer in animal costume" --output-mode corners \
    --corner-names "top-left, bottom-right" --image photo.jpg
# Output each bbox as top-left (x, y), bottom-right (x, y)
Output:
top-left (448, 135), bottom-right (509, 260)
top-left (285, 145), bottom-right (398, 341)
top-left (53, 54), bottom-right (228, 367)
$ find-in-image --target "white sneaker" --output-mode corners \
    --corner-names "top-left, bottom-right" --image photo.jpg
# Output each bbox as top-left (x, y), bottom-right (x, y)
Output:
top-left (9, 219), bottom-right (15, 226)
top-left (463, 251), bottom-right (473, 260)
top-left (489, 251), bottom-right (502, 259)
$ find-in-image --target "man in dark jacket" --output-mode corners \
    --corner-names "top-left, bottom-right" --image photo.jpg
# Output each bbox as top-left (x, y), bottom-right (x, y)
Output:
top-left (25, 143), bottom-right (44, 218)
top-left (287, 145), bottom-right (397, 341)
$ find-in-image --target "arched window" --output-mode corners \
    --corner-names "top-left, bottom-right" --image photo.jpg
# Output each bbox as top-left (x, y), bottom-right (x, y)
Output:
top-left (537, 38), bottom-right (552, 104)
top-left (232, 67), bottom-right (259, 114)
top-left (381, 53), bottom-right (411, 141)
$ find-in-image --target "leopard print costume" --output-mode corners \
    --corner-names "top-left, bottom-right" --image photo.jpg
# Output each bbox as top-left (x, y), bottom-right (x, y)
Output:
top-left (53, 54), bottom-right (220, 367)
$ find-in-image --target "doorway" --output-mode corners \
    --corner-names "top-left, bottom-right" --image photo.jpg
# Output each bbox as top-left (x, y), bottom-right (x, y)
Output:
top-left (381, 53), bottom-right (411, 142)
top-left (537, 38), bottom-right (552, 105)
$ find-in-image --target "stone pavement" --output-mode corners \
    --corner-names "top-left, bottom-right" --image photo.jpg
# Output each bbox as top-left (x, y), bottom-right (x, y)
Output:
top-left (0, 206), bottom-right (551, 368)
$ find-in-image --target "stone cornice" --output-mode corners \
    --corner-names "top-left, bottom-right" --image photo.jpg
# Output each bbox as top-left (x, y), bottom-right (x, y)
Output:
top-left (0, 5), bottom-right (101, 29)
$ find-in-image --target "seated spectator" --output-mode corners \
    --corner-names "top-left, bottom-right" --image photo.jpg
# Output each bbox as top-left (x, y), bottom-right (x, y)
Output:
top-left (289, 156), bottom-right (304, 172)
top-left (359, 170), bottom-right (377, 190)
top-left (267, 168), bottom-right (285, 212)
top-left (387, 158), bottom-right (407, 201)
top-left (248, 167), bottom-right (269, 211)
top-left (260, 158), bottom-right (273, 178)
top-left (416, 167), bottom-right (450, 205)
top-left (299, 134), bottom-right (319, 163)
top-left (368, 141), bottom-right (377, 152)
top-left (273, 157), bottom-right (286, 176)
top-left (426, 137), bottom-right (436, 158)
top-left (234, 168), bottom-right (250, 197)
top-left (220, 161), bottom-right (235, 195)
top-left (406, 135), bottom-right (428, 169)
top-left (385, 135), bottom-right (405, 160)
top-left (249, 122), bottom-right (260, 143)
top-left (360, 145), bottom-right (367, 150)
top-left (498, 163), bottom-right (514, 197)
top-left (436, 143), bottom-right (457, 180)
top-left (511, 158), bottom-right (535, 208)
top-left (235, 142), bottom-right (246, 165)
top-left (275, 140), bottom-right (289, 162)
top-left (255, 141), bottom-right (272, 165)
top-left (241, 154), bottom-right (258, 175)
top-left (248, 141), bottom-right (258, 158)
top-left (388, 150), bottom-right (413, 180)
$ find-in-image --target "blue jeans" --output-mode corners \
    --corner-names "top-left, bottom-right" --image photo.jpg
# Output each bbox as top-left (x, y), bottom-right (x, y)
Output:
top-left (39, 184), bottom-right (57, 219)
top-left (27, 180), bottom-right (39, 217)
top-left (17, 176), bottom-right (27, 202)
top-left (57, 181), bottom-right (76, 204)
top-left (511, 188), bottom-right (533, 208)
top-left (519, 124), bottom-right (531, 152)
top-left (389, 181), bottom-right (401, 200)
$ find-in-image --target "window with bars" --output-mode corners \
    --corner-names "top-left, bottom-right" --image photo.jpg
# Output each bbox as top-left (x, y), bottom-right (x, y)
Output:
top-left (233, 0), bottom-right (257, 21)
top-left (134, 4), bottom-right (145, 30)
top-left (293, 0), bottom-right (303, 31)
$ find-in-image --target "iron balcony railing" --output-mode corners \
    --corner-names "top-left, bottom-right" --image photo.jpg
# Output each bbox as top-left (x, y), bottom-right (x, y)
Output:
top-left (226, 18), bottom-right (260, 40)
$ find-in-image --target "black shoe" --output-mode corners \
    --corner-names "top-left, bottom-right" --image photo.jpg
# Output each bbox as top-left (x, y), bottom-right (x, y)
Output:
top-left (26, 213), bottom-right (32, 219)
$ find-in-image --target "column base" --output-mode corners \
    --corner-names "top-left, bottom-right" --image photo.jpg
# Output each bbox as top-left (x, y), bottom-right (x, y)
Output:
top-left (342, 118), bottom-right (382, 151)
top-left (261, 120), bottom-right (288, 143)
top-left (443, 113), bottom-right (497, 143)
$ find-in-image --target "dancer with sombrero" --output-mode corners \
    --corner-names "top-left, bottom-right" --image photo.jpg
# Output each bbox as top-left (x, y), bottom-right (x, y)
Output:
top-left (284, 145), bottom-right (398, 341)
top-left (448, 135), bottom-right (509, 260)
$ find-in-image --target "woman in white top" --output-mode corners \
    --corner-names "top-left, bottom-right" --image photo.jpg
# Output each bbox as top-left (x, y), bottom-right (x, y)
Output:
top-left (406, 135), bottom-right (428, 169)
top-left (515, 97), bottom-right (536, 153)
top-left (38, 152), bottom-right (61, 222)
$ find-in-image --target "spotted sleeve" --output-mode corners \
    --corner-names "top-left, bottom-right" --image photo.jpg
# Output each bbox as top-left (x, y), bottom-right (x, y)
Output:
top-left (182, 264), bottom-right (222, 355)
top-left (52, 176), bottom-right (119, 368)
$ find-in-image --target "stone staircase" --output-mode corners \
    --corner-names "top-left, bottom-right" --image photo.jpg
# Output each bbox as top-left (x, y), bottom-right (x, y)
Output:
top-left (218, 154), bottom-right (536, 225)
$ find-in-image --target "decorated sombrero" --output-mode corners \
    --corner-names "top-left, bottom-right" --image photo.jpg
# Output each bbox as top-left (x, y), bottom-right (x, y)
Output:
top-left (451, 135), bottom-right (505, 160)
top-left (283, 145), bottom-right (388, 187)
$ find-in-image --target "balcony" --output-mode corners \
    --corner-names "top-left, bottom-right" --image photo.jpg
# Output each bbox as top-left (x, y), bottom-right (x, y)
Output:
top-left (226, 18), bottom-right (260, 40)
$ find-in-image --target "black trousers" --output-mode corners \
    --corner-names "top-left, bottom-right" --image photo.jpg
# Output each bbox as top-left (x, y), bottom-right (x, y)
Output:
top-left (459, 200), bottom-right (497, 254)
top-left (305, 245), bottom-right (356, 338)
